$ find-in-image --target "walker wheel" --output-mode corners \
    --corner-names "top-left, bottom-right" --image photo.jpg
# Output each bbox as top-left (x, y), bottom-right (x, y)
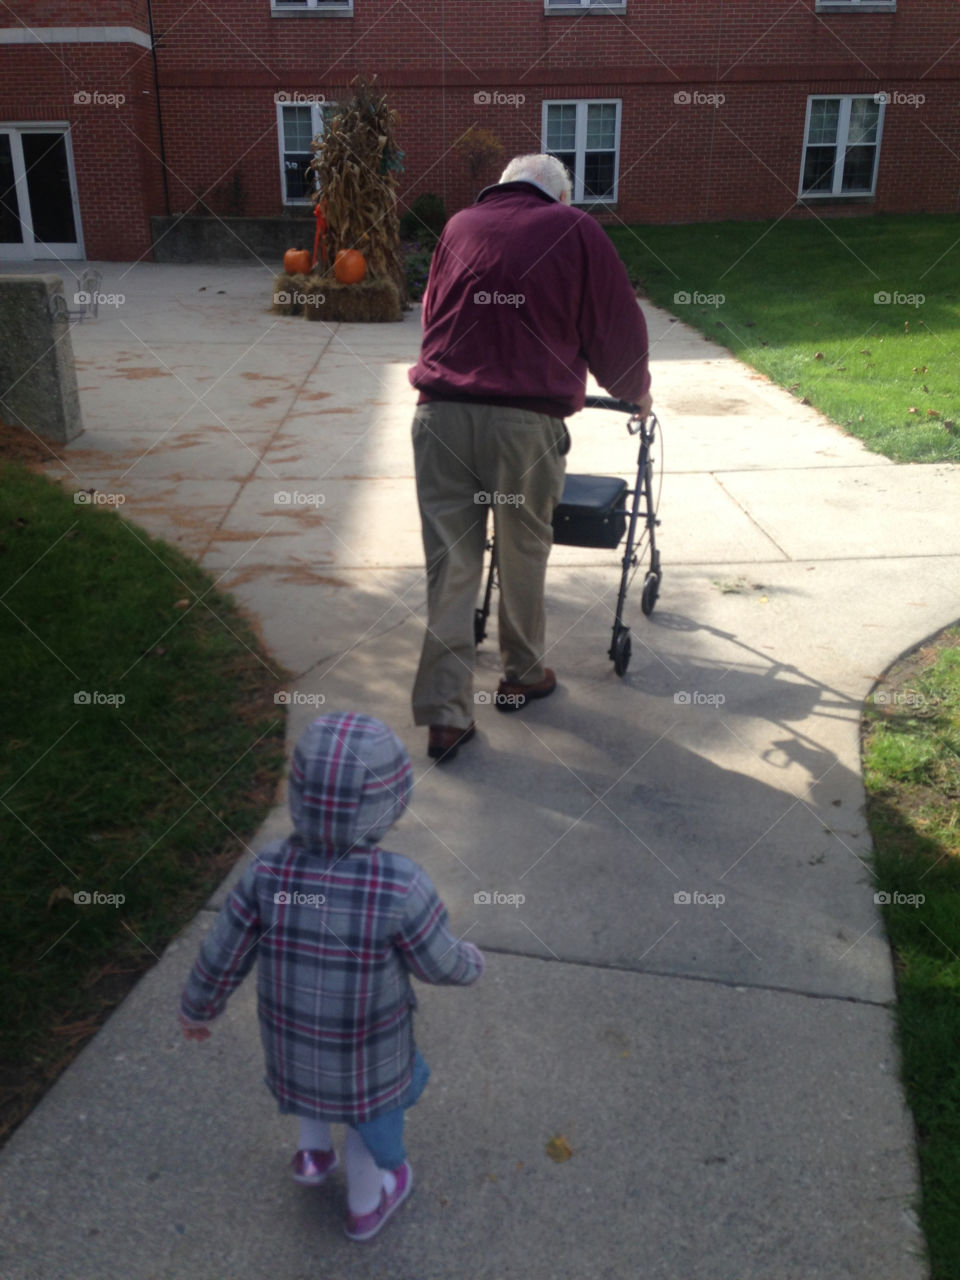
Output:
top-left (641, 572), bottom-right (660, 617)
top-left (474, 608), bottom-right (487, 647)
top-left (612, 626), bottom-right (632, 677)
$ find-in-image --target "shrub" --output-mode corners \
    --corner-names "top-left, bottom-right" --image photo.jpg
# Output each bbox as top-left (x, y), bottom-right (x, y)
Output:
top-left (403, 243), bottom-right (434, 301)
top-left (399, 193), bottom-right (447, 246)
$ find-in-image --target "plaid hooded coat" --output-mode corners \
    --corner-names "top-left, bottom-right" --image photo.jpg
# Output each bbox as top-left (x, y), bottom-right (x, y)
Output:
top-left (180, 713), bottom-right (483, 1123)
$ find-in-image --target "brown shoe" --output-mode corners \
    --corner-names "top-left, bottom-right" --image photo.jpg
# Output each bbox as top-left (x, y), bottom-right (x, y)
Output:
top-left (495, 668), bottom-right (557, 713)
top-left (427, 722), bottom-right (476, 762)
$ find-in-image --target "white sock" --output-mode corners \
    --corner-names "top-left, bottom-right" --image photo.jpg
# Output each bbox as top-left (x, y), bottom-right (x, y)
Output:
top-left (297, 1116), bottom-right (333, 1152)
top-left (344, 1126), bottom-right (396, 1214)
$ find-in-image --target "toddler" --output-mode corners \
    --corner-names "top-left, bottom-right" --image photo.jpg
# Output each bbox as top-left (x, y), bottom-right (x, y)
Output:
top-left (180, 711), bottom-right (483, 1240)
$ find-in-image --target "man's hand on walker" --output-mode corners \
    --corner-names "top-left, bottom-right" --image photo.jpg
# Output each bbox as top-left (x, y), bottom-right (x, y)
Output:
top-left (635, 391), bottom-right (653, 420)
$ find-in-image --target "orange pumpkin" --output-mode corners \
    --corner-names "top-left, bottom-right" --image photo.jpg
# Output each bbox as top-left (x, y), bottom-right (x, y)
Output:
top-left (284, 248), bottom-right (312, 276)
top-left (334, 249), bottom-right (366, 285)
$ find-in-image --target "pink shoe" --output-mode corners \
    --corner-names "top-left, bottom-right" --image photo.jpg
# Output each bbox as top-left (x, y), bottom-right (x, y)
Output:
top-left (290, 1148), bottom-right (339, 1186)
top-left (343, 1160), bottom-right (413, 1241)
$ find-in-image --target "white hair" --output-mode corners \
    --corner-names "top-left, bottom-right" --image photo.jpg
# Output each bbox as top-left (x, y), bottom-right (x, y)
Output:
top-left (499, 153), bottom-right (572, 204)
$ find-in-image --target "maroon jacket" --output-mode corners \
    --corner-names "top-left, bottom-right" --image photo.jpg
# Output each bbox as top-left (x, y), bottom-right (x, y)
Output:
top-left (408, 180), bottom-right (651, 420)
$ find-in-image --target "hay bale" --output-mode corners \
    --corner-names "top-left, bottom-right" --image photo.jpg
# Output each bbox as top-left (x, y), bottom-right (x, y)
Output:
top-left (302, 276), bottom-right (402, 323)
top-left (271, 272), bottom-right (315, 315)
top-left (271, 272), bottom-right (401, 322)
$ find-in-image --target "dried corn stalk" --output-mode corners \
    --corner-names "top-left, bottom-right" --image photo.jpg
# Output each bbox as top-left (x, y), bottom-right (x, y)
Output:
top-left (309, 75), bottom-right (405, 300)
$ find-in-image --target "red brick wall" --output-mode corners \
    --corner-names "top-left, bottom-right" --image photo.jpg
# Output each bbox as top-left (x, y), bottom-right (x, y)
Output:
top-left (0, 0), bottom-right (162, 259)
top-left (3, 0), bottom-right (959, 260)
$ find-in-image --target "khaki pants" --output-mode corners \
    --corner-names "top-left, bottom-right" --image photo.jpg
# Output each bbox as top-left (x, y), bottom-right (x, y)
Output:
top-left (411, 401), bottom-right (568, 728)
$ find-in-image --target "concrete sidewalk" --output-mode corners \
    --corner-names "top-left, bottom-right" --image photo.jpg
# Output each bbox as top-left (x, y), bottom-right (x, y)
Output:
top-left (3, 261), bottom-right (959, 1279)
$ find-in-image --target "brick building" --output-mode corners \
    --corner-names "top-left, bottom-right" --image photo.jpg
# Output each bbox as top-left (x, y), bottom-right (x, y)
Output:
top-left (2, 0), bottom-right (958, 263)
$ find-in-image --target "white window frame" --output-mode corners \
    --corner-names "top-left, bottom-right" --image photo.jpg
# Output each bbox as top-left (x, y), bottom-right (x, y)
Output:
top-left (799, 94), bottom-right (885, 199)
top-left (541, 98), bottom-right (622, 204)
top-left (0, 122), bottom-right (84, 259)
top-left (545, 0), bottom-right (627, 12)
top-left (276, 101), bottom-right (328, 205)
top-left (815, 1), bottom-right (895, 11)
top-left (271, 0), bottom-right (352, 15)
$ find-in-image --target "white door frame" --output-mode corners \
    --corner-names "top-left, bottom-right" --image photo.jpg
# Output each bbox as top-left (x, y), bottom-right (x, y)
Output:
top-left (0, 122), bottom-right (85, 260)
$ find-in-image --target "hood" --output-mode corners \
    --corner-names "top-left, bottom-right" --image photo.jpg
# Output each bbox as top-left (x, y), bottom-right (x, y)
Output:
top-left (288, 712), bottom-right (412, 855)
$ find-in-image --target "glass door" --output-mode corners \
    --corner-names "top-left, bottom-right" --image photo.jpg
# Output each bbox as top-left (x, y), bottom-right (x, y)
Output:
top-left (0, 126), bottom-right (83, 260)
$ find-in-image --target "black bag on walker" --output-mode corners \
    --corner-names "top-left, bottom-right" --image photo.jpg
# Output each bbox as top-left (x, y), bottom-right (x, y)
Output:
top-left (552, 475), bottom-right (628, 549)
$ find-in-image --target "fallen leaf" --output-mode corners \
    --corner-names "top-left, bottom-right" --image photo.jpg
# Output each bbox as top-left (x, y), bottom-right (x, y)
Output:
top-left (922, 385), bottom-right (930, 393)
top-left (813, 352), bottom-right (824, 360)
top-left (927, 410), bottom-right (941, 419)
top-left (47, 885), bottom-right (75, 907)
top-left (861, 350), bottom-right (871, 355)
top-left (173, 598), bottom-right (190, 609)
top-left (546, 1135), bottom-right (573, 1163)
top-left (908, 407), bottom-right (918, 414)
top-left (800, 396), bottom-right (811, 405)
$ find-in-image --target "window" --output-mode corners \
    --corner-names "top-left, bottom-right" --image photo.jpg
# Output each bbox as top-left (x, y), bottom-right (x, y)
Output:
top-left (276, 101), bottom-right (331, 203)
top-left (271, 0), bottom-right (352, 14)
top-left (815, 1), bottom-right (894, 11)
top-left (799, 95), bottom-right (884, 198)
top-left (543, 100), bottom-right (621, 202)
top-left (545, 1), bottom-right (627, 12)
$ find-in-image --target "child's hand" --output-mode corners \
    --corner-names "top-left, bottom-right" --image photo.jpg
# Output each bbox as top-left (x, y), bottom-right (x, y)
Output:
top-left (179, 1010), bottom-right (211, 1041)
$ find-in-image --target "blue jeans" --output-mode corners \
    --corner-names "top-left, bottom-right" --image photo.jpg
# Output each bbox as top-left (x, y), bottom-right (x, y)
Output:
top-left (354, 1049), bottom-right (430, 1169)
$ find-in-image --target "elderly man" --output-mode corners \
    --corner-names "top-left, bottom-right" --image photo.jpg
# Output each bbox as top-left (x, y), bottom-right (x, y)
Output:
top-left (408, 153), bottom-right (652, 762)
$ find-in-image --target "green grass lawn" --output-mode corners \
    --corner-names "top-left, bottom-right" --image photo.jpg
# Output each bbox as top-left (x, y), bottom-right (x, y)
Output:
top-left (863, 627), bottom-right (960, 1280)
top-left (609, 214), bottom-right (960, 463)
top-left (0, 460), bottom-right (287, 1139)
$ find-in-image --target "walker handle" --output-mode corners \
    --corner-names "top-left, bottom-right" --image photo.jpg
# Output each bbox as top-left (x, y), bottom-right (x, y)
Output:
top-left (582, 395), bottom-right (643, 416)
